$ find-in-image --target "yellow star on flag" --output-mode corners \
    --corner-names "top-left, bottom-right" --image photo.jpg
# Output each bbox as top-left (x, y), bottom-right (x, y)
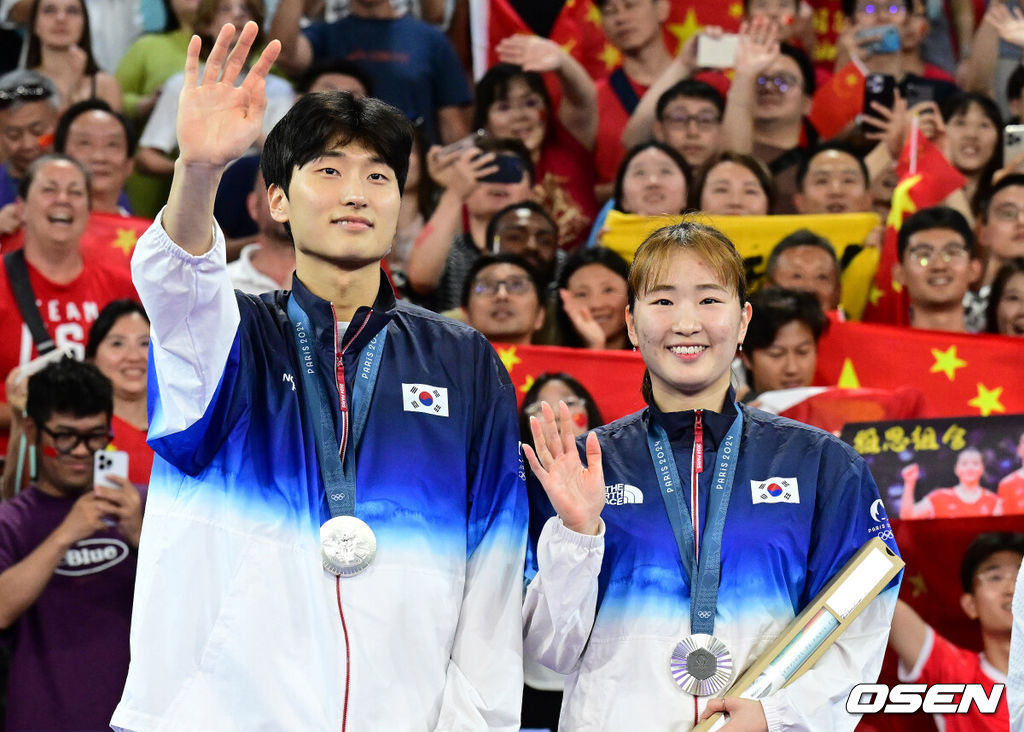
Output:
top-left (667, 9), bottom-right (701, 47)
top-left (519, 374), bottom-right (535, 394)
top-left (968, 383), bottom-right (1005, 417)
top-left (868, 285), bottom-right (884, 306)
top-left (891, 279), bottom-right (902, 293)
top-left (561, 39), bottom-right (577, 55)
top-left (929, 345), bottom-right (967, 381)
top-left (497, 346), bottom-right (521, 373)
top-left (586, 3), bottom-right (602, 26)
top-left (112, 228), bottom-right (139, 256)
top-left (837, 358), bottom-right (861, 389)
top-left (599, 43), bottom-right (621, 70)
top-left (886, 174), bottom-right (921, 230)
top-left (728, 3), bottom-right (743, 18)
top-left (908, 572), bottom-right (927, 598)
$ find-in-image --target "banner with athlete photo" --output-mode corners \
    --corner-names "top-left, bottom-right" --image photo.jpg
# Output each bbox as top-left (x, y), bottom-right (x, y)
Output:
top-left (840, 414), bottom-right (1024, 519)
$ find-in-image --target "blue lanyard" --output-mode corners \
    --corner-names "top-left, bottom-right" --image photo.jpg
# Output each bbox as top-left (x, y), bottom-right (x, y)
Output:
top-left (647, 409), bottom-right (743, 636)
top-left (288, 294), bottom-right (387, 518)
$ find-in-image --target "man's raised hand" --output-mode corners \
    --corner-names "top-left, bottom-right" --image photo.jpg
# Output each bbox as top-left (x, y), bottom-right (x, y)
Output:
top-left (177, 22), bottom-right (281, 169)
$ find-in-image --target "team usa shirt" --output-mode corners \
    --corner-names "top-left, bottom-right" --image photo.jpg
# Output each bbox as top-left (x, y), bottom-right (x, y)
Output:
top-left (524, 399), bottom-right (901, 731)
top-left (111, 217), bottom-right (528, 731)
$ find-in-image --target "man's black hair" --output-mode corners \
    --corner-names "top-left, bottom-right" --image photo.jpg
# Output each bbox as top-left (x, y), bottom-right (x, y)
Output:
top-left (795, 141), bottom-right (869, 192)
top-left (18, 153), bottom-right (91, 204)
top-left (26, 357), bottom-right (113, 427)
top-left (485, 200), bottom-right (556, 252)
top-left (977, 173), bottom-right (1024, 223)
top-left (779, 43), bottom-right (816, 97)
top-left (613, 141), bottom-right (692, 214)
top-left (260, 92), bottom-right (412, 197)
top-left (960, 531), bottom-right (1024, 593)
top-left (840, 0), bottom-right (910, 18)
top-left (294, 58), bottom-right (375, 97)
top-left (1009, 65), bottom-right (1024, 105)
top-left (742, 287), bottom-right (828, 352)
top-left (475, 135), bottom-right (537, 185)
top-left (461, 253), bottom-right (543, 308)
top-left (55, 99), bottom-right (138, 158)
top-left (656, 78), bottom-right (726, 121)
top-left (85, 299), bottom-right (149, 359)
top-left (766, 229), bottom-right (839, 280)
top-left (897, 206), bottom-right (975, 260)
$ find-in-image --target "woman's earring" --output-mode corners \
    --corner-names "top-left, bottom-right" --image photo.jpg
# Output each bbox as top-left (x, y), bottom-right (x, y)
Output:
top-left (737, 344), bottom-right (743, 352)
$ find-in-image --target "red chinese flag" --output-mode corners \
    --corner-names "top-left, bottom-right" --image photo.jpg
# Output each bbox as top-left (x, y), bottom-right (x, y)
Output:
top-left (860, 134), bottom-right (966, 326)
top-left (807, 61), bottom-right (865, 139)
top-left (0, 212), bottom-right (151, 271)
top-left (815, 319), bottom-right (1024, 418)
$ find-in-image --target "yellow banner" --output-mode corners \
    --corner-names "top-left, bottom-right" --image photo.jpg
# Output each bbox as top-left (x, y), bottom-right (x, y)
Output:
top-left (599, 210), bottom-right (882, 319)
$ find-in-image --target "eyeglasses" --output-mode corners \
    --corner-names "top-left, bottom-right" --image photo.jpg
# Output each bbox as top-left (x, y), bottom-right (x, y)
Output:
top-left (856, 2), bottom-right (903, 14)
top-left (0, 83), bottom-right (51, 105)
top-left (39, 425), bottom-right (113, 454)
top-left (991, 204), bottom-right (1024, 223)
top-left (495, 227), bottom-right (558, 252)
top-left (756, 73), bottom-right (800, 93)
top-left (471, 276), bottom-right (534, 297)
top-left (662, 112), bottom-right (721, 131)
top-left (523, 396), bottom-right (587, 417)
top-left (907, 243), bottom-right (970, 267)
top-left (975, 566), bottom-right (1020, 586)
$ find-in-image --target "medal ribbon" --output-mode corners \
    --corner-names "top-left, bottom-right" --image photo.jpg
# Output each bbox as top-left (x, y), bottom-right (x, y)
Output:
top-left (647, 409), bottom-right (743, 636)
top-left (288, 294), bottom-right (387, 518)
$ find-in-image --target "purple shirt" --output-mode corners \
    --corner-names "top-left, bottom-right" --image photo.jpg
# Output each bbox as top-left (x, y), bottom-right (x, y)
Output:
top-left (0, 486), bottom-right (142, 732)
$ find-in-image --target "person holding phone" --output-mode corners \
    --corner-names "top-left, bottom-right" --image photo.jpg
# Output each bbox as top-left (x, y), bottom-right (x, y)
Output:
top-left (406, 135), bottom-right (535, 312)
top-left (0, 357), bottom-right (143, 732)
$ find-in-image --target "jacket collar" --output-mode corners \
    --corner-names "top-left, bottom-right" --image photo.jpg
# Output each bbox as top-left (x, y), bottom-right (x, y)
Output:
top-left (289, 268), bottom-right (396, 354)
top-left (645, 387), bottom-right (741, 451)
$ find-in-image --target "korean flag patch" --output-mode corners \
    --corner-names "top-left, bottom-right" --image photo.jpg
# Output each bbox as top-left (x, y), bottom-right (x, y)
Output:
top-left (403, 383), bottom-right (449, 417)
top-left (751, 477), bottom-right (800, 505)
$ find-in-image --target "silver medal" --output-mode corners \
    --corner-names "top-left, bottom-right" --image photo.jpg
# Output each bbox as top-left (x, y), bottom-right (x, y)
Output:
top-left (669, 633), bottom-right (734, 696)
top-left (320, 516), bottom-right (377, 577)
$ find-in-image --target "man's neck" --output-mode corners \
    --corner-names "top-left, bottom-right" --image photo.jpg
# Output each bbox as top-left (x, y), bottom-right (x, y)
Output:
top-left (251, 236), bottom-right (296, 288)
top-left (296, 257), bottom-right (381, 322)
top-left (983, 256), bottom-right (1005, 287)
top-left (23, 237), bottom-right (84, 284)
top-left (350, 0), bottom-right (399, 19)
top-left (754, 117), bottom-right (802, 150)
top-left (468, 213), bottom-right (491, 253)
top-left (909, 303), bottom-right (967, 333)
top-left (92, 191), bottom-right (122, 215)
top-left (621, 39), bottom-right (672, 86)
top-left (981, 629), bottom-right (1011, 675)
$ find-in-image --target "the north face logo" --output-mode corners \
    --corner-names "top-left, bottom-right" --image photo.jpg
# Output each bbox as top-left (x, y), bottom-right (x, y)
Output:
top-left (605, 483), bottom-right (643, 505)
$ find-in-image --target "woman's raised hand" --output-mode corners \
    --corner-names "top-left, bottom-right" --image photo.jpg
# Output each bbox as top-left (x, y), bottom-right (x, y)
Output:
top-left (522, 401), bottom-right (606, 536)
top-left (177, 22), bottom-right (281, 169)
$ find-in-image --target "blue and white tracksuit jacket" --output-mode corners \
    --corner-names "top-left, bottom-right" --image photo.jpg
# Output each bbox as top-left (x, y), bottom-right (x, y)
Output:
top-left (523, 399), bottom-right (901, 731)
top-left (111, 216), bottom-right (528, 731)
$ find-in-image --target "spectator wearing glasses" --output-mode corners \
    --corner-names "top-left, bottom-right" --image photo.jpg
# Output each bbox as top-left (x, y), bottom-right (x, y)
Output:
top-left (462, 254), bottom-right (545, 346)
top-left (968, 174), bottom-right (1024, 331)
top-left (888, 532), bottom-right (1020, 732)
top-left (893, 206), bottom-right (981, 332)
top-left (648, 80), bottom-right (726, 176)
top-left (591, 0), bottom-right (673, 201)
top-left (0, 357), bottom-right (143, 732)
top-left (721, 19), bottom-right (817, 214)
top-left (0, 70), bottom-right (60, 213)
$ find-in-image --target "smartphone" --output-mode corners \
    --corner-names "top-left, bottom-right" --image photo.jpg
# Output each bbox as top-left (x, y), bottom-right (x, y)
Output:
top-left (13, 346), bottom-right (75, 386)
top-left (476, 153), bottom-right (525, 184)
top-left (697, 33), bottom-right (739, 69)
top-left (94, 450), bottom-right (129, 489)
top-left (436, 129), bottom-right (485, 158)
top-left (862, 73), bottom-right (896, 134)
top-left (902, 78), bottom-right (935, 109)
top-left (1005, 124), bottom-right (1024, 164)
top-left (855, 24), bottom-right (901, 54)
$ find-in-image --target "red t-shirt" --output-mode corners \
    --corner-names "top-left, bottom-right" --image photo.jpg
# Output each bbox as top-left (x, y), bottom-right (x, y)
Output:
top-left (0, 256), bottom-right (138, 450)
top-left (904, 629), bottom-right (1008, 732)
top-left (998, 471), bottom-right (1024, 514)
top-left (594, 71), bottom-right (648, 185)
top-left (109, 415), bottom-right (154, 486)
top-left (924, 487), bottom-right (1002, 518)
top-left (535, 123), bottom-right (598, 250)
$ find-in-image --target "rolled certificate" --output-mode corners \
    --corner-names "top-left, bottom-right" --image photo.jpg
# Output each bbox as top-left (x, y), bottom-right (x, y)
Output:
top-left (694, 537), bottom-right (903, 732)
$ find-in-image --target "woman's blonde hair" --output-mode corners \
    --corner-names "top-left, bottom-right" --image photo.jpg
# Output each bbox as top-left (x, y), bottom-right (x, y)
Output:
top-left (627, 221), bottom-right (747, 404)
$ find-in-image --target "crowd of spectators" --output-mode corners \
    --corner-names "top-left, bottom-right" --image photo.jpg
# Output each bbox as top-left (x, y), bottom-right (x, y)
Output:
top-left (0, 0), bottom-right (1023, 729)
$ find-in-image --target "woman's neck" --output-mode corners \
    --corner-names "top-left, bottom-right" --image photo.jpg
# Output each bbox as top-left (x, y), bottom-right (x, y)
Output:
top-left (24, 237), bottom-right (84, 284)
top-left (651, 377), bottom-right (730, 413)
top-left (115, 395), bottom-right (148, 430)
